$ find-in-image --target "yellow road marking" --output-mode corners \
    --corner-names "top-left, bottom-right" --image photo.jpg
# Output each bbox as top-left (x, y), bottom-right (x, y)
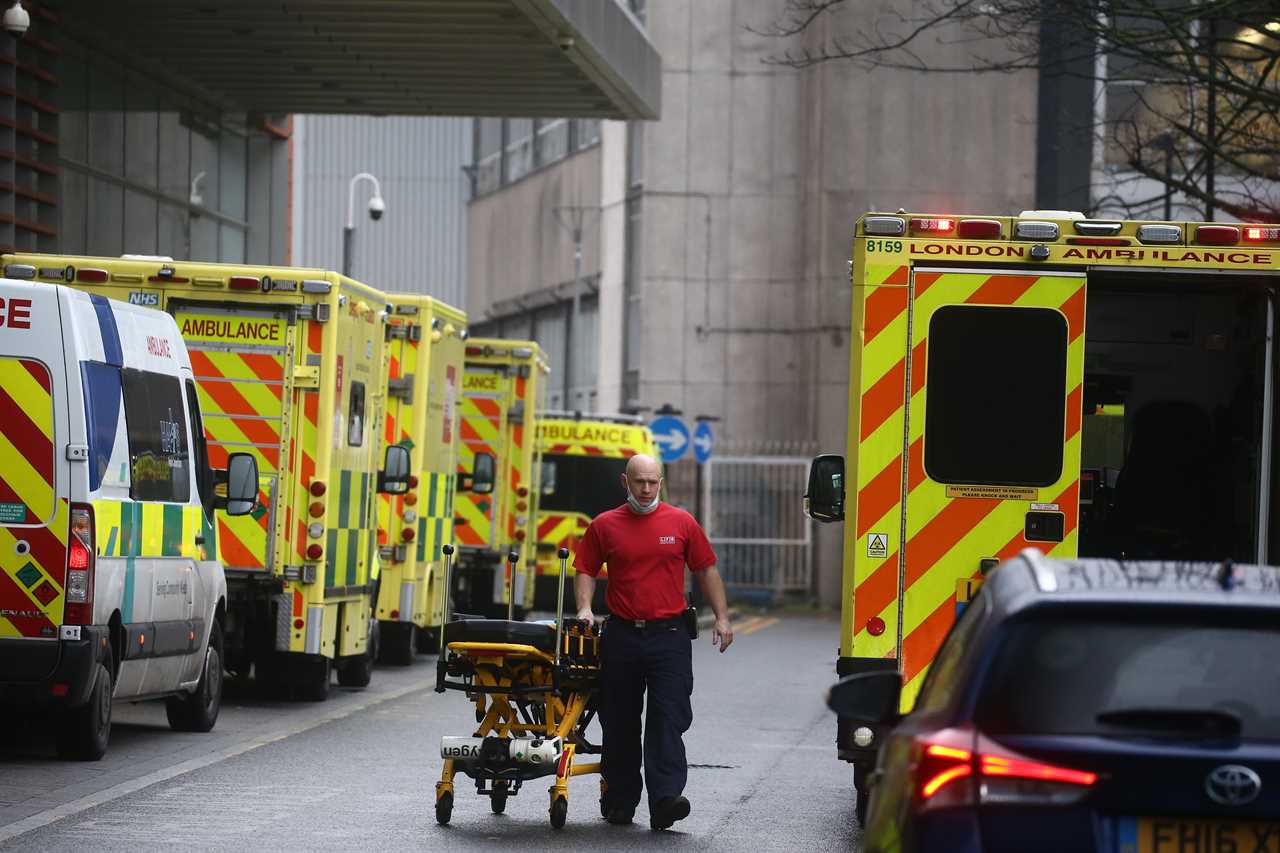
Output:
top-left (738, 617), bottom-right (779, 637)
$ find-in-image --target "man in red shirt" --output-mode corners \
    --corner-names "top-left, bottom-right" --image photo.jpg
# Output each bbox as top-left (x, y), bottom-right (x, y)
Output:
top-left (574, 453), bottom-right (733, 831)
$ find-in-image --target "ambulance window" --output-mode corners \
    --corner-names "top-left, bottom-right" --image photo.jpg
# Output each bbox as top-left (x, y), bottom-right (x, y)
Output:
top-left (348, 381), bottom-right (366, 446)
top-left (186, 380), bottom-right (215, 519)
top-left (120, 369), bottom-right (191, 503)
top-left (924, 306), bottom-right (1067, 487)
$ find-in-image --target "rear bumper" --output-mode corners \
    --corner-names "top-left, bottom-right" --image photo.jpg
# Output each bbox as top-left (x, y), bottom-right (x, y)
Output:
top-left (0, 626), bottom-right (109, 710)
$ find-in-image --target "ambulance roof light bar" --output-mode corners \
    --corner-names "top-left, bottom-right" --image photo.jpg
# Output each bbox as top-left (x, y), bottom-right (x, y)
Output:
top-left (1137, 224), bottom-right (1182, 244)
top-left (863, 216), bottom-right (906, 236)
top-left (1244, 226), bottom-right (1280, 242)
top-left (1196, 225), bottom-right (1240, 246)
top-left (1014, 220), bottom-right (1059, 241)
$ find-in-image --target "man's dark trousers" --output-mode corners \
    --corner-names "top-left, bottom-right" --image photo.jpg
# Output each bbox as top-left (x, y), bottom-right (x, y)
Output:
top-left (599, 619), bottom-right (693, 812)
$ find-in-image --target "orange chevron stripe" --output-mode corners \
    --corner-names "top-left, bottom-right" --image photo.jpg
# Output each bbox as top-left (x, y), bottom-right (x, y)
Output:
top-left (863, 284), bottom-right (908, 345)
top-left (902, 592), bottom-right (960, 682)
top-left (904, 497), bottom-right (1002, 591)
top-left (965, 274), bottom-right (1038, 305)
top-left (1060, 286), bottom-right (1086, 342)
top-left (856, 456), bottom-right (901, 539)
top-left (217, 519), bottom-right (261, 568)
top-left (854, 552), bottom-right (899, 634)
top-left (1065, 385), bottom-right (1082, 442)
top-left (860, 359), bottom-right (906, 441)
top-left (914, 270), bottom-right (942, 295)
top-left (308, 321), bottom-right (323, 354)
top-left (908, 437), bottom-right (926, 492)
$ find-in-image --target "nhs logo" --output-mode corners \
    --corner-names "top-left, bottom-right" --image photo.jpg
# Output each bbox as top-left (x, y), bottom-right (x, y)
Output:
top-left (128, 291), bottom-right (160, 306)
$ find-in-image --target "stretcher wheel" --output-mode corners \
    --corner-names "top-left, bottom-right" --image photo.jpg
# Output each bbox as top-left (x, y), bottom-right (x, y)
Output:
top-left (490, 782), bottom-right (508, 814)
top-left (550, 796), bottom-right (567, 829)
top-left (435, 791), bottom-right (453, 825)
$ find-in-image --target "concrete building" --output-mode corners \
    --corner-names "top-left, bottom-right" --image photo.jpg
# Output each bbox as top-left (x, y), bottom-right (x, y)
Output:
top-left (463, 0), bottom-right (1039, 604)
top-left (1, 1), bottom-right (658, 263)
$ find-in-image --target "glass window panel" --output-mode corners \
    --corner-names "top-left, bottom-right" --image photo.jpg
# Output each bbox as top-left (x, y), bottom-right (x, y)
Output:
top-left (575, 119), bottom-right (601, 150)
top-left (59, 170), bottom-right (87, 255)
top-left (220, 224), bottom-right (246, 263)
top-left (124, 74), bottom-right (158, 189)
top-left (477, 117), bottom-right (502, 159)
top-left (87, 178), bottom-right (123, 256)
top-left (123, 190), bottom-right (157, 255)
top-left (157, 201), bottom-right (188, 259)
top-left (157, 108), bottom-right (190, 204)
top-left (190, 214), bottom-right (217, 261)
top-left (88, 59), bottom-right (124, 176)
top-left (505, 118), bottom-right (533, 183)
top-left (536, 119), bottom-right (568, 167)
top-left (120, 368), bottom-right (190, 503)
top-left (218, 124), bottom-right (247, 221)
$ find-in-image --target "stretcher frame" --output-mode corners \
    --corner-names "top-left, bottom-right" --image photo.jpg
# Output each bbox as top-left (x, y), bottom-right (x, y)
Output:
top-left (433, 546), bottom-right (602, 829)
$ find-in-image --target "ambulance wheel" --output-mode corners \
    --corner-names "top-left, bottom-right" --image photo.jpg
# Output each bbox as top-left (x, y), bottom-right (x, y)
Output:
top-left (490, 782), bottom-right (508, 814)
top-left (550, 796), bottom-right (568, 829)
top-left (415, 627), bottom-right (439, 655)
top-left (167, 622), bottom-right (224, 732)
top-left (338, 623), bottom-right (376, 688)
top-left (435, 791), bottom-right (453, 825)
top-left (382, 623), bottom-right (416, 667)
top-left (57, 663), bottom-right (112, 761)
top-left (299, 657), bottom-right (331, 702)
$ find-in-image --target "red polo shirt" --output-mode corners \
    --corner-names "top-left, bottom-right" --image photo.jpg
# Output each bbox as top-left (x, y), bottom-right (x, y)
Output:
top-left (573, 502), bottom-right (717, 621)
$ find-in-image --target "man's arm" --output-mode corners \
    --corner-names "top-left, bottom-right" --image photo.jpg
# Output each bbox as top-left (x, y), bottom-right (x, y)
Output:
top-left (575, 571), bottom-right (597, 625)
top-left (693, 565), bottom-right (733, 652)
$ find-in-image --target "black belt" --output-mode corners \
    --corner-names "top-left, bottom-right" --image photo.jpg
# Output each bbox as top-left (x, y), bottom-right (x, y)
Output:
top-left (609, 615), bottom-right (684, 631)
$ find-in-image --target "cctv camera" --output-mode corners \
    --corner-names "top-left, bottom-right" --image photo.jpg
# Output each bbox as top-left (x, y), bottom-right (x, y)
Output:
top-left (4, 2), bottom-right (29, 37)
top-left (368, 195), bottom-right (385, 222)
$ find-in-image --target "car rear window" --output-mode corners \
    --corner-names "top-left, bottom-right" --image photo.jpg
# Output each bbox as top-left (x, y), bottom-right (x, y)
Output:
top-left (975, 613), bottom-right (1280, 741)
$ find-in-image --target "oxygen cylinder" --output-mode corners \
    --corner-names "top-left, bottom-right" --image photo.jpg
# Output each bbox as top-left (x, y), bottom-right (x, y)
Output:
top-left (439, 735), bottom-right (563, 764)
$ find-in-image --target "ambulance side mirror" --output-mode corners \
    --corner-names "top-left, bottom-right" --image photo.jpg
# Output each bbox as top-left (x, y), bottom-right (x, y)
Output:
top-left (378, 445), bottom-right (411, 494)
top-left (826, 671), bottom-right (902, 724)
top-left (217, 453), bottom-right (259, 517)
top-left (805, 454), bottom-right (845, 522)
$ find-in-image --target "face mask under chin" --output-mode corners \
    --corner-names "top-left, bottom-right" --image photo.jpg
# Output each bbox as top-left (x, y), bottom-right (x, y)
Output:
top-left (626, 491), bottom-right (660, 514)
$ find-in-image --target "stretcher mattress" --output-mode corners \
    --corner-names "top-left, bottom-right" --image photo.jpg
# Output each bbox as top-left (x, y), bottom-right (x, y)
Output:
top-left (444, 619), bottom-right (558, 653)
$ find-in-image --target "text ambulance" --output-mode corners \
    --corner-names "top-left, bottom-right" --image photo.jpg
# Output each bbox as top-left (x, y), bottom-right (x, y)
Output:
top-left (374, 294), bottom-right (466, 663)
top-left (532, 413), bottom-right (657, 610)
top-left (451, 339), bottom-right (547, 617)
top-left (0, 279), bottom-right (257, 759)
top-left (2, 254), bottom-right (411, 702)
top-left (805, 212), bottom-right (1280, 804)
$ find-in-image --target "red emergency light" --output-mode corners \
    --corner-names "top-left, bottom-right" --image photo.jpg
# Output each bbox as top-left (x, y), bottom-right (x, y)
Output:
top-left (76, 268), bottom-right (109, 283)
top-left (956, 219), bottom-right (1002, 239)
top-left (910, 217), bottom-right (955, 234)
top-left (1195, 225), bottom-right (1240, 246)
top-left (1243, 226), bottom-right (1280, 242)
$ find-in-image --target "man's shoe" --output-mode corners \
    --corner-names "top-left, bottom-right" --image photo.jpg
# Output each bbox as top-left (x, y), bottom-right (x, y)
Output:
top-left (605, 806), bottom-right (634, 825)
top-left (649, 796), bottom-right (691, 831)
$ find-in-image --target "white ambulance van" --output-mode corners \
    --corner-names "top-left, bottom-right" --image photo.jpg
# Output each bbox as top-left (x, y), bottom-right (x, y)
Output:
top-left (0, 278), bottom-right (258, 760)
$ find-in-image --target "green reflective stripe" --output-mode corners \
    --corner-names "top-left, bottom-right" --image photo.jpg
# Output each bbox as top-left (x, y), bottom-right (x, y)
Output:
top-left (103, 526), bottom-right (118, 557)
top-left (427, 473), bottom-right (439, 518)
top-left (416, 517), bottom-right (427, 562)
top-left (358, 471), bottom-right (369, 528)
top-left (338, 470), bottom-right (352, 529)
top-left (434, 518), bottom-right (444, 561)
top-left (325, 530), bottom-right (338, 587)
top-left (346, 530), bottom-right (358, 586)
top-left (161, 505), bottom-right (184, 556)
top-left (120, 503), bottom-right (141, 623)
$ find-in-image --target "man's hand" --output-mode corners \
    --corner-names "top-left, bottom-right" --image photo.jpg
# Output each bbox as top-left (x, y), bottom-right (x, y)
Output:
top-left (712, 617), bottom-right (733, 653)
top-left (576, 608), bottom-right (595, 628)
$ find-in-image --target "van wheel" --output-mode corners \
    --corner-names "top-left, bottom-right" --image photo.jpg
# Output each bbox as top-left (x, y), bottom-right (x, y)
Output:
top-left (299, 657), bottom-right (331, 702)
top-left (167, 622), bottom-right (224, 733)
top-left (56, 663), bottom-right (112, 761)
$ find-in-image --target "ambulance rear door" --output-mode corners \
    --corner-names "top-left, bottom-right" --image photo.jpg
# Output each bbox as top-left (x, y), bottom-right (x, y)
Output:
top-left (456, 364), bottom-right (509, 552)
top-left (169, 302), bottom-right (295, 574)
top-left (894, 267), bottom-right (1085, 704)
top-left (0, 281), bottom-right (69, 646)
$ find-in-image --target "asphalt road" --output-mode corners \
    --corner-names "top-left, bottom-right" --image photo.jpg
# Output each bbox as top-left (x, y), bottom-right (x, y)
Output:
top-left (1, 614), bottom-right (860, 851)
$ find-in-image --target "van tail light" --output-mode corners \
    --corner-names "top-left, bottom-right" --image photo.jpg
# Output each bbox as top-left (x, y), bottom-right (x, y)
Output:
top-left (64, 504), bottom-right (96, 625)
top-left (912, 730), bottom-right (1097, 813)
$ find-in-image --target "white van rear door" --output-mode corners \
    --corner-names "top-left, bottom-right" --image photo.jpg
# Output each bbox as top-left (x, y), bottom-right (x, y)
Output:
top-left (0, 280), bottom-right (69, 640)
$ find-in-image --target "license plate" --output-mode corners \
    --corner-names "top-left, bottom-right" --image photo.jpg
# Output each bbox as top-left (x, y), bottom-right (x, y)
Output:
top-left (1118, 817), bottom-right (1280, 853)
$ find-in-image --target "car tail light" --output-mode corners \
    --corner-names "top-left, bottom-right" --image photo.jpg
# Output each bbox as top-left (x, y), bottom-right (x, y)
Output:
top-left (64, 504), bottom-right (96, 625)
top-left (911, 730), bottom-right (1097, 813)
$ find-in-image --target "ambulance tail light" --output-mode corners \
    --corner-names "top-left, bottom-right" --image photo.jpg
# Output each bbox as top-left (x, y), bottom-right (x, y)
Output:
top-left (1137, 224), bottom-right (1182, 244)
top-left (306, 543), bottom-right (324, 561)
top-left (75, 268), bottom-right (109, 283)
top-left (515, 529), bottom-right (527, 542)
top-left (1195, 225), bottom-right (1240, 246)
top-left (863, 216), bottom-right (906, 236)
top-left (229, 275), bottom-right (262, 291)
top-left (1014, 221), bottom-right (1059, 241)
top-left (957, 219), bottom-right (1002, 239)
top-left (64, 504), bottom-right (96, 625)
top-left (909, 217), bottom-right (954, 235)
top-left (1243, 226), bottom-right (1280, 242)
top-left (309, 480), bottom-right (326, 497)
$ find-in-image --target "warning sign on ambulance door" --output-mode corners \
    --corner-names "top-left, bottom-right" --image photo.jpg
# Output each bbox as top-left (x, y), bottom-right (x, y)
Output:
top-left (866, 533), bottom-right (889, 559)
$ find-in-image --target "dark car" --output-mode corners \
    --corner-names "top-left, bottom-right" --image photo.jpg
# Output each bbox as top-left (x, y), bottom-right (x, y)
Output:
top-left (829, 549), bottom-right (1280, 853)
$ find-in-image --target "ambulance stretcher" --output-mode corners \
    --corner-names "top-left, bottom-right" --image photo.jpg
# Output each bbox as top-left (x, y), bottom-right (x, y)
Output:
top-left (433, 545), bottom-right (602, 829)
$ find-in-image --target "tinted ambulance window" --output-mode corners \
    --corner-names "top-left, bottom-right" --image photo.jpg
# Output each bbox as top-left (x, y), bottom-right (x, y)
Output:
top-left (924, 306), bottom-right (1067, 486)
top-left (120, 369), bottom-right (190, 502)
top-left (540, 455), bottom-right (629, 517)
top-left (186, 379), bottom-right (215, 520)
top-left (348, 381), bottom-right (366, 446)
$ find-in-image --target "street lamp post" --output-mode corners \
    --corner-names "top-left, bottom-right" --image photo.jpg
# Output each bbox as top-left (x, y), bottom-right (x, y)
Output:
top-left (343, 172), bottom-right (385, 277)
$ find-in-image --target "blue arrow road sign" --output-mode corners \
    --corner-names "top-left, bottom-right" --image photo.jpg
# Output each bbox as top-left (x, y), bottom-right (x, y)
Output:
top-left (693, 421), bottom-right (714, 464)
top-left (649, 415), bottom-right (690, 463)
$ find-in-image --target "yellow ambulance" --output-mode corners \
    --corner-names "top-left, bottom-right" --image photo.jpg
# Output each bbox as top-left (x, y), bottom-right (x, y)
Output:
top-left (805, 211), bottom-right (1280, 805)
top-left (532, 412), bottom-right (658, 610)
top-left (451, 339), bottom-right (547, 618)
top-left (2, 253), bottom-right (411, 701)
top-left (374, 294), bottom-right (466, 663)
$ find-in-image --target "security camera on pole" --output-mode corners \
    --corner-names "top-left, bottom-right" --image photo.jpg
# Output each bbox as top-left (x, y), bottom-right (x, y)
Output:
top-left (343, 172), bottom-right (386, 277)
